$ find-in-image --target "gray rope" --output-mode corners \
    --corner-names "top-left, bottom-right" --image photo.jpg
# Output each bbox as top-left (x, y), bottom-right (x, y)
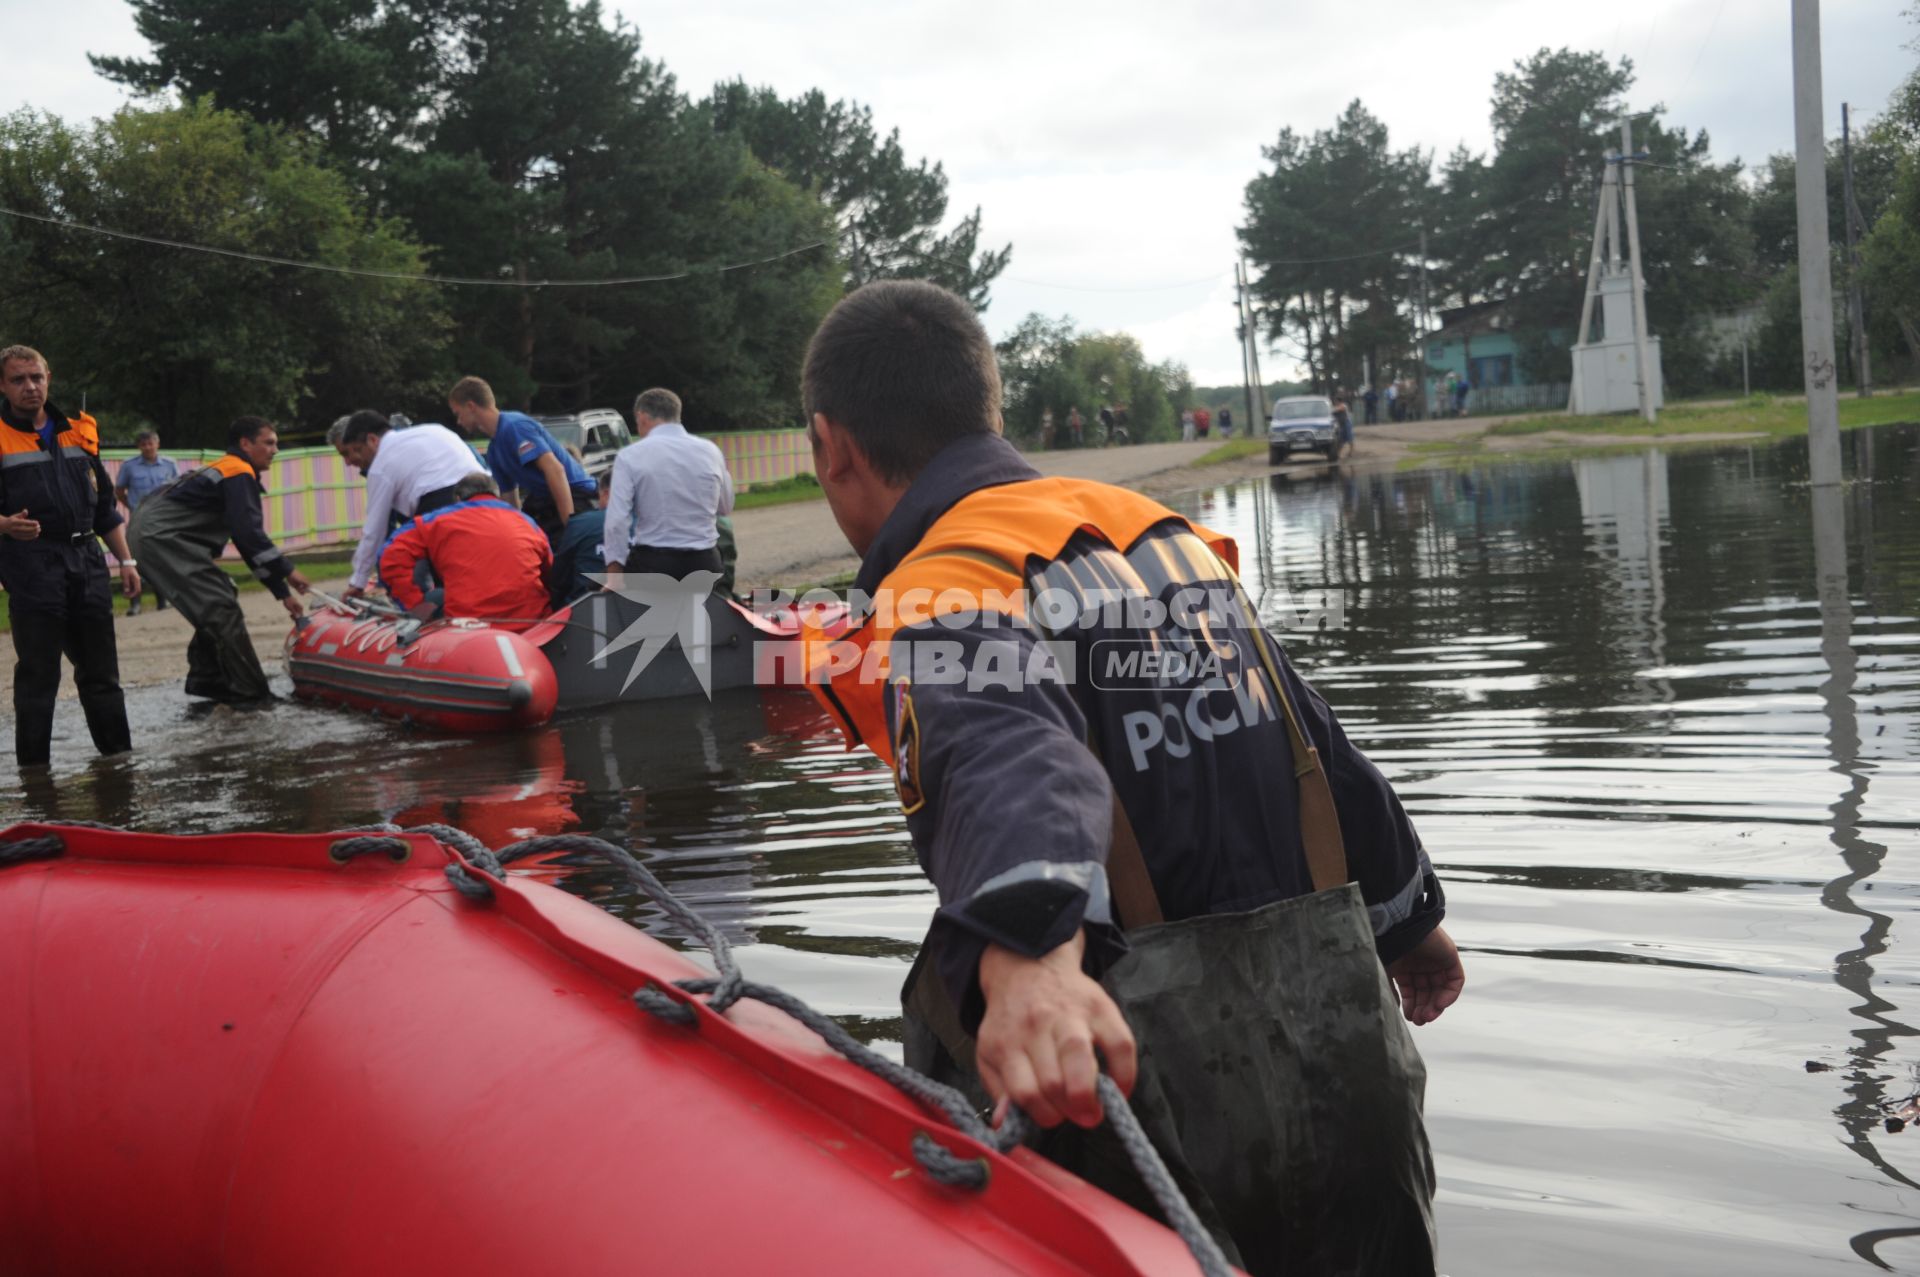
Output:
top-left (445, 829), bottom-right (1231, 1274)
top-left (1095, 1074), bottom-right (1232, 1275)
top-left (1, 819), bottom-right (123, 867)
top-left (0, 834), bottom-right (64, 865)
top-left (328, 836), bottom-right (410, 862)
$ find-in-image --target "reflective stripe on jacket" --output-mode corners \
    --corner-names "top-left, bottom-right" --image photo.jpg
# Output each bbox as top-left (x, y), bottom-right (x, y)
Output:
top-left (0, 406), bottom-right (121, 543)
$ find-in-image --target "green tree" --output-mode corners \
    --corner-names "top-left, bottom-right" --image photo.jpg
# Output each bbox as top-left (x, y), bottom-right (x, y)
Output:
top-left (0, 100), bottom-right (447, 443)
top-left (1240, 100), bottom-right (1432, 393)
top-left (1433, 49), bottom-right (1635, 381)
top-left (709, 82), bottom-right (1011, 308)
top-left (91, 0), bottom-right (440, 176)
top-left (995, 314), bottom-right (1188, 445)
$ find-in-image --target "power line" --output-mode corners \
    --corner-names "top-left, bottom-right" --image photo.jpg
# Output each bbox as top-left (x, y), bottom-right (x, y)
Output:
top-left (1675, 0), bottom-right (1731, 107)
top-left (0, 205), bottom-right (831, 287)
top-left (1000, 268), bottom-right (1231, 293)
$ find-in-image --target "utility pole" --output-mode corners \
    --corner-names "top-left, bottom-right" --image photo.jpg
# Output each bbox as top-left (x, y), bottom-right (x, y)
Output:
top-left (1236, 258), bottom-right (1270, 423)
top-left (1841, 101), bottom-right (1872, 397)
top-left (1416, 227), bottom-right (1431, 420)
top-left (1620, 120), bottom-right (1657, 423)
top-left (1792, 0), bottom-right (1843, 486)
top-left (1234, 260), bottom-right (1259, 437)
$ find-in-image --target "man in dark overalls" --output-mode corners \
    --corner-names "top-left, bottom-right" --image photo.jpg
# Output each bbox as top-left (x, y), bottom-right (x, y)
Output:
top-left (0, 345), bottom-right (140, 767)
top-left (130, 416), bottom-right (308, 703)
top-left (798, 282), bottom-right (1464, 1276)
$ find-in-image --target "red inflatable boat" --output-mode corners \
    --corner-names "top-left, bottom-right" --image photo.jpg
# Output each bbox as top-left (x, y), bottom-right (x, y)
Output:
top-left (285, 606), bottom-right (557, 732)
top-left (0, 823), bottom-right (1217, 1277)
top-left (287, 593), bottom-right (852, 732)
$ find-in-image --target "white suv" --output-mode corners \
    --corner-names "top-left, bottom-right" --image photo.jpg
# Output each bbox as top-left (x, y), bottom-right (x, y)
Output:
top-left (536, 409), bottom-right (633, 479)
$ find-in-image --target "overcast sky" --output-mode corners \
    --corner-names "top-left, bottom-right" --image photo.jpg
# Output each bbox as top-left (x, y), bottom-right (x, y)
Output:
top-left (8, 0), bottom-right (1913, 384)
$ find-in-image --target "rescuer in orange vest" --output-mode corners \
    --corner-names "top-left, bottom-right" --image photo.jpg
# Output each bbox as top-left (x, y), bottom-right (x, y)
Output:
top-left (798, 281), bottom-right (1462, 1276)
top-left (130, 416), bottom-right (309, 704)
top-left (0, 345), bottom-right (140, 766)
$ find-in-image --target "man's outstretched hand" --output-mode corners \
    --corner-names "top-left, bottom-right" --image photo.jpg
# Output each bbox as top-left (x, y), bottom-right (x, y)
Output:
top-left (975, 930), bottom-right (1137, 1131)
top-left (1385, 924), bottom-right (1464, 1026)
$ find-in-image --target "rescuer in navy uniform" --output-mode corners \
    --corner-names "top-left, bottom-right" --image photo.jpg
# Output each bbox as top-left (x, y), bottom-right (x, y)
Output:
top-left (798, 282), bottom-right (1463, 1277)
top-left (0, 345), bottom-right (139, 767)
top-left (130, 416), bottom-right (309, 704)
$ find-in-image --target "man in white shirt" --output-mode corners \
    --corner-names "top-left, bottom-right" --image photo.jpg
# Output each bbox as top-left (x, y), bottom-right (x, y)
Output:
top-left (602, 388), bottom-right (735, 586)
top-left (330, 409), bottom-right (485, 597)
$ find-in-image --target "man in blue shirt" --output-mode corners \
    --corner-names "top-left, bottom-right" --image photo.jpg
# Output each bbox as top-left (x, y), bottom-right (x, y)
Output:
top-left (446, 376), bottom-right (594, 541)
top-left (112, 429), bottom-right (179, 614)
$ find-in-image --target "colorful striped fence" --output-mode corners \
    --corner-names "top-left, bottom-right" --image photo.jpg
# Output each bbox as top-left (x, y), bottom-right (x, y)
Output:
top-left (101, 427), bottom-right (814, 555)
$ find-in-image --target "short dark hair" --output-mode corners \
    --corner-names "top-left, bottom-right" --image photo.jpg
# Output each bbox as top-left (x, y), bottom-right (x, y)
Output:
top-left (448, 376), bottom-right (495, 408)
top-left (801, 280), bottom-right (1000, 485)
top-left (134, 429), bottom-right (159, 446)
top-left (634, 387), bottom-right (681, 423)
top-left (452, 471), bottom-right (499, 501)
top-left (341, 409), bottom-right (392, 447)
top-left (228, 415), bottom-right (276, 448)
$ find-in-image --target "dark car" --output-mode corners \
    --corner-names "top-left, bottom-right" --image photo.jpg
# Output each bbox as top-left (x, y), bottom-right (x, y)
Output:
top-left (1267, 396), bottom-right (1341, 464)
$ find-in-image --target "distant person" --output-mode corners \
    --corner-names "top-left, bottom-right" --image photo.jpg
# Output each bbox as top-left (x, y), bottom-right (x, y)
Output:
top-left (331, 409), bottom-right (485, 600)
top-left (0, 343), bottom-right (138, 766)
top-left (1387, 381), bottom-right (1403, 422)
top-left (445, 376), bottom-right (595, 541)
top-left (1362, 385), bottom-right (1380, 425)
top-left (379, 473), bottom-right (552, 630)
top-left (1194, 406), bottom-right (1211, 438)
top-left (1332, 398), bottom-right (1355, 457)
top-left (113, 428), bottom-right (179, 615)
top-left (1040, 407), bottom-right (1056, 450)
top-left (1180, 408), bottom-right (1195, 441)
top-left (550, 471), bottom-right (611, 608)
top-left (1453, 377), bottom-right (1471, 417)
top-left (131, 416), bottom-right (308, 705)
top-left (1098, 404), bottom-right (1116, 444)
top-left (602, 387), bottom-right (735, 586)
top-left (1218, 405), bottom-right (1234, 439)
top-left (1068, 405), bottom-right (1084, 446)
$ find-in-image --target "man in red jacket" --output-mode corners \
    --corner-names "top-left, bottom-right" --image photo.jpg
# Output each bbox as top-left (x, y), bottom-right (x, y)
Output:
top-left (377, 474), bottom-right (551, 631)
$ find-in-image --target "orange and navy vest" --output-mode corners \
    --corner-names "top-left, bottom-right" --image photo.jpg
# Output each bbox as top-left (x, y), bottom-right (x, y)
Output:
top-left (0, 408), bottom-right (112, 542)
top-left (803, 477), bottom-right (1239, 767)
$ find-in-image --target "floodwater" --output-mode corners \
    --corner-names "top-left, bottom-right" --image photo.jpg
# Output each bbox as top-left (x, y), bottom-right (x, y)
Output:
top-left (7, 424), bottom-right (1920, 1275)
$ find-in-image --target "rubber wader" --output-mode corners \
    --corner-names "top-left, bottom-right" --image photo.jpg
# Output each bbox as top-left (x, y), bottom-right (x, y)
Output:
top-left (128, 492), bottom-right (275, 702)
top-left (902, 628), bottom-right (1437, 1277)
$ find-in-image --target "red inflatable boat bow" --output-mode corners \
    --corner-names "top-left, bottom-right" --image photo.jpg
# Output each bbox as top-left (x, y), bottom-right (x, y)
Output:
top-left (0, 823), bottom-right (1227, 1277)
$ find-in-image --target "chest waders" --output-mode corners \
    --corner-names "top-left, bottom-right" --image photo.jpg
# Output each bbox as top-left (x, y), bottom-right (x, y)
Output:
top-left (902, 618), bottom-right (1436, 1277)
top-left (128, 489), bottom-right (274, 702)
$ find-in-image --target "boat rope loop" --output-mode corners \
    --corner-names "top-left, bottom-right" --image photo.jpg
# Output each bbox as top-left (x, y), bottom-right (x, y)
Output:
top-left (429, 828), bottom-right (1232, 1277)
top-left (0, 819), bottom-right (121, 867)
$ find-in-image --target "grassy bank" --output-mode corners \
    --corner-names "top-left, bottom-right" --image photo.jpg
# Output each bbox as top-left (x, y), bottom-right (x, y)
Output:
top-left (733, 473), bottom-right (825, 511)
top-left (1399, 392), bottom-right (1920, 469)
top-left (1490, 391), bottom-right (1920, 440)
top-left (1195, 438), bottom-right (1267, 466)
top-left (0, 554), bottom-right (354, 634)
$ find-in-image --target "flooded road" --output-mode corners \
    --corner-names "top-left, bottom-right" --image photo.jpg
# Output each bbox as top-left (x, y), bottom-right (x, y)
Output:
top-left (8, 425), bottom-right (1920, 1274)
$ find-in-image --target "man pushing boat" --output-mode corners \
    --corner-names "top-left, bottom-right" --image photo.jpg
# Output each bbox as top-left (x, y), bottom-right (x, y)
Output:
top-left (797, 280), bottom-right (1462, 1277)
top-left (130, 416), bottom-right (309, 705)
